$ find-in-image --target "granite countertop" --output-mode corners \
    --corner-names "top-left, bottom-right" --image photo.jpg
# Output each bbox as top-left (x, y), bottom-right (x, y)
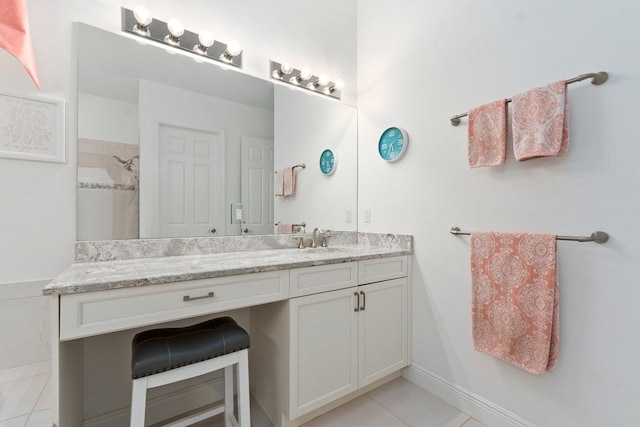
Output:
top-left (44, 244), bottom-right (412, 296)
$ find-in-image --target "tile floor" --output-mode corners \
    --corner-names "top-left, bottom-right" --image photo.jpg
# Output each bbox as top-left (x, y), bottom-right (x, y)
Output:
top-left (0, 361), bottom-right (486, 427)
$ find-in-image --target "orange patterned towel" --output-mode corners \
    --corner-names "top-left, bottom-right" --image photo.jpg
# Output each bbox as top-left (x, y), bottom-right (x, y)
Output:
top-left (511, 81), bottom-right (569, 161)
top-left (470, 231), bottom-right (559, 375)
top-left (468, 99), bottom-right (508, 168)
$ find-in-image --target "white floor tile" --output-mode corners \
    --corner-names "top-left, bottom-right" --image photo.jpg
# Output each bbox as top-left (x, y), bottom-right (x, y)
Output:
top-left (0, 415), bottom-right (29, 427)
top-left (0, 361), bottom-right (50, 385)
top-left (302, 395), bottom-right (408, 427)
top-left (461, 419), bottom-right (488, 427)
top-left (368, 378), bottom-right (470, 427)
top-left (33, 375), bottom-right (52, 412)
top-left (25, 409), bottom-right (53, 427)
top-left (0, 374), bottom-right (49, 422)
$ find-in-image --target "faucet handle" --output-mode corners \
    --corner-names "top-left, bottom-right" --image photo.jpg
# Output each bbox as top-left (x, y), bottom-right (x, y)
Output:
top-left (321, 231), bottom-right (332, 247)
top-left (293, 235), bottom-right (305, 249)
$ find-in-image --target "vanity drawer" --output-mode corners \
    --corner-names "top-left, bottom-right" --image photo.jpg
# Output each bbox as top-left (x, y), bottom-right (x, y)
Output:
top-left (290, 262), bottom-right (358, 297)
top-left (59, 270), bottom-right (289, 341)
top-left (358, 256), bottom-right (408, 284)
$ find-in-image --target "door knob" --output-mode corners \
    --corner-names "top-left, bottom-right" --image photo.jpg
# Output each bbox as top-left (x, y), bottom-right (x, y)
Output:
top-left (209, 228), bottom-right (217, 233)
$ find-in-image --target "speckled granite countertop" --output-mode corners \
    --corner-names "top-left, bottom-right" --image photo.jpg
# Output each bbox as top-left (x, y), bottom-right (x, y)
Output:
top-left (44, 233), bottom-right (413, 296)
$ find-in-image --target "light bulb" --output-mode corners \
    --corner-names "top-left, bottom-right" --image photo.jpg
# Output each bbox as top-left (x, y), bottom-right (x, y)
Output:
top-left (221, 40), bottom-right (242, 62)
top-left (132, 5), bottom-right (152, 36)
top-left (273, 62), bottom-right (293, 79)
top-left (330, 79), bottom-right (344, 92)
top-left (299, 67), bottom-right (312, 80)
top-left (164, 19), bottom-right (184, 45)
top-left (133, 5), bottom-right (152, 26)
top-left (225, 41), bottom-right (242, 57)
top-left (199, 30), bottom-right (214, 48)
top-left (280, 63), bottom-right (293, 74)
top-left (194, 30), bottom-right (214, 54)
top-left (167, 19), bottom-right (184, 38)
top-left (317, 74), bottom-right (330, 87)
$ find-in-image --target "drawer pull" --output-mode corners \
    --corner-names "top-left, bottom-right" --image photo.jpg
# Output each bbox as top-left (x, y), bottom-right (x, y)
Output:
top-left (354, 292), bottom-right (360, 312)
top-left (183, 292), bottom-right (215, 302)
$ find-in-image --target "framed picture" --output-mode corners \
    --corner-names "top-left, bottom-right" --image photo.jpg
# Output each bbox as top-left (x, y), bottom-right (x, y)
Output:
top-left (0, 92), bottom-right (65, 163)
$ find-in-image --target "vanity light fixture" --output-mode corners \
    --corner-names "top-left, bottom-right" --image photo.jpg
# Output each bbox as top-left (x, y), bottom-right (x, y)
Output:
top-left (121, 7), bottom-right (243, 68)
top-left (270, 60), bottom-right (342, 100)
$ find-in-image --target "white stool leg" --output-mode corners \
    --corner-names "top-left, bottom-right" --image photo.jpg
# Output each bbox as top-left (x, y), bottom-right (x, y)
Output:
top-left (130, 377), bottom-right (148, 427)
top-left (237, 349), bottom-right (250, 427)
top-left (224, 365), bottom-right (234, 427)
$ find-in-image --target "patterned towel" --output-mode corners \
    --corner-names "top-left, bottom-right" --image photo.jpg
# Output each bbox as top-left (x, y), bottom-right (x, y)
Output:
top-left (511, 81), bottom-right (569, 161)
top-left (468, 99), bottom-right (508, 168)
top-left (470, 231), bottom-right (559, 375)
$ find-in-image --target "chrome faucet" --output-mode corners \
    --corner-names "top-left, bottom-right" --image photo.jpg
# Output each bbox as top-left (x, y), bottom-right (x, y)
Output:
top-left (311, 227), bottom-right (324, 248)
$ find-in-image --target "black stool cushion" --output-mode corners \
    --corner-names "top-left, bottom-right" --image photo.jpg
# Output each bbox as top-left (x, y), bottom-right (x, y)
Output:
top-left (131, 317), bottom-right (250, 379)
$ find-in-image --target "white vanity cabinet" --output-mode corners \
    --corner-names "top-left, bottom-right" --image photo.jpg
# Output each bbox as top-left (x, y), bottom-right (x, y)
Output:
top-left (250, 256), bottom-right (409, 427)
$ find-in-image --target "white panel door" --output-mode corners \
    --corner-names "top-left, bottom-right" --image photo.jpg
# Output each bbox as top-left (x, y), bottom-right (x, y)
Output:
top-left (241, 136), bottom-right (274, 235)
top-left (289, 287), bottom-right (358, 419)
top-left (358, 278), bottom-right (408, 387)
top-left (158, 124), bottom-right (224, 237)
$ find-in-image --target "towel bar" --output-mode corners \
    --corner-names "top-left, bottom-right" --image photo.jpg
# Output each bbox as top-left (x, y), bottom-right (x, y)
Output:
top-left (450, 226), bottom-right (609, 243)
top-left (274, 163), bottom-right (306, 173)
top-left (450, 71), bottom-right (608, 126)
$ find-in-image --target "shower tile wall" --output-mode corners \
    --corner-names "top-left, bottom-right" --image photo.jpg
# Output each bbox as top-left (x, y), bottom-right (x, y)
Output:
top-left (77, 138), bottom-right (139, 240)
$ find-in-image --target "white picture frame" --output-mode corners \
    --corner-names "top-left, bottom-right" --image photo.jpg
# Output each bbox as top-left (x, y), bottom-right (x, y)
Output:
top-left (0, 92), bottom-right (65, 163)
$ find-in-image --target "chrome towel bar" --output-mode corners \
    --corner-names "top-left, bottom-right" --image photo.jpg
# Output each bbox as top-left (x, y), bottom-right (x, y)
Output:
top-left (450, 71), bottom-right (608, 126)
top-left (450, 226), bottom-right (609, 243)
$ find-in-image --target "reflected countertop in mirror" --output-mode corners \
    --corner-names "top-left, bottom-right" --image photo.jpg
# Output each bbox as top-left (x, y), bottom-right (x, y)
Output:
top-left (76, 23), bottom-right (357, 241)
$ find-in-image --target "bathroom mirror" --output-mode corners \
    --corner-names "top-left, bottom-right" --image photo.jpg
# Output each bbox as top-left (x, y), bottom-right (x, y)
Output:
top-left (76, 23), bottom-right (357, 240)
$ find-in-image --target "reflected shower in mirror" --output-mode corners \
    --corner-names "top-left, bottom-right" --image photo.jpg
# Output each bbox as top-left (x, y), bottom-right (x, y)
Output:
top-left (76, 23), bottom-right (357, 241)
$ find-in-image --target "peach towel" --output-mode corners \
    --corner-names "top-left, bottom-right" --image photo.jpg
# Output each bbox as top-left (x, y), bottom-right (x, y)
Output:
top-left (468, 99), bottom-right (508, 168)
top-left (275, 167), bottom-right (296, 197)
top-left (276, 223), bottom-right (294, 234)
top-left (470, 231), bottom-right (559, 375)
top-left (0, 0), bottom-right (40, 89)
top-left (512, 80), bottom-right (569, 161)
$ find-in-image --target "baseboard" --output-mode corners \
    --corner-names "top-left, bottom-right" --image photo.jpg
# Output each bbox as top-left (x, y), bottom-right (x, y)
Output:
top-left (402, 364), bottom-right (536, 427)
top-left (83, 377), bottom-right (224, 427)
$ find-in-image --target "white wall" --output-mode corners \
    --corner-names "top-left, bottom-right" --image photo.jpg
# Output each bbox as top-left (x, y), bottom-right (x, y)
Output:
top-left (78, 93), bottom-right (139, 145)
top-left (357, 1), bottom-right (640, 426)
top-left (0, 0), bottom-right (356, 369)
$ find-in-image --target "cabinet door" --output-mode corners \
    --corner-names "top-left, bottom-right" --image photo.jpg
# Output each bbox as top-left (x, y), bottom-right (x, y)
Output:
top-left (358, 278), bottom-right (408, 387)
top-left (289, 287), bottom-right (358, 419)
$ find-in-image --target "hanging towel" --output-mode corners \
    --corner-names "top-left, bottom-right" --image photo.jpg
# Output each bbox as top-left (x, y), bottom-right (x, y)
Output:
top-left (275, 167), bottom-right (296, 196)
top-left (0, 0), bottom-right (41, 89)
top-left (511, 81), bottom-right (569, 161)
top-left (275, 170), bottom-right (284, 196)
top-left (276, 223), bottom-right (294, 234)
top-left (282, 166), bottom-right (296, 196)
top-left (467, 99), bottom-right (508, 168)
top-left (470, 231), bottom-right (559, 375)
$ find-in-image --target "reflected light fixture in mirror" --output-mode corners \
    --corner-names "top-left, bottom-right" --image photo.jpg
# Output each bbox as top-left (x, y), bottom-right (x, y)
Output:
top-left (121, 6), bottom-right (243, 68)
top-left (270, 60), bottom-right (342, 100)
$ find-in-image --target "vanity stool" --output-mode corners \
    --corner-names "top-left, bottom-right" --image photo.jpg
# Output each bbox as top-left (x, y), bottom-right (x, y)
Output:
top-left (130, 317), bottom-right (251, 426)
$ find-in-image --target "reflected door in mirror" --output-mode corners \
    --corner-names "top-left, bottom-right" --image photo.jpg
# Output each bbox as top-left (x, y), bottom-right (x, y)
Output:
top-left (157, 124), bottom-right (224, 237)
